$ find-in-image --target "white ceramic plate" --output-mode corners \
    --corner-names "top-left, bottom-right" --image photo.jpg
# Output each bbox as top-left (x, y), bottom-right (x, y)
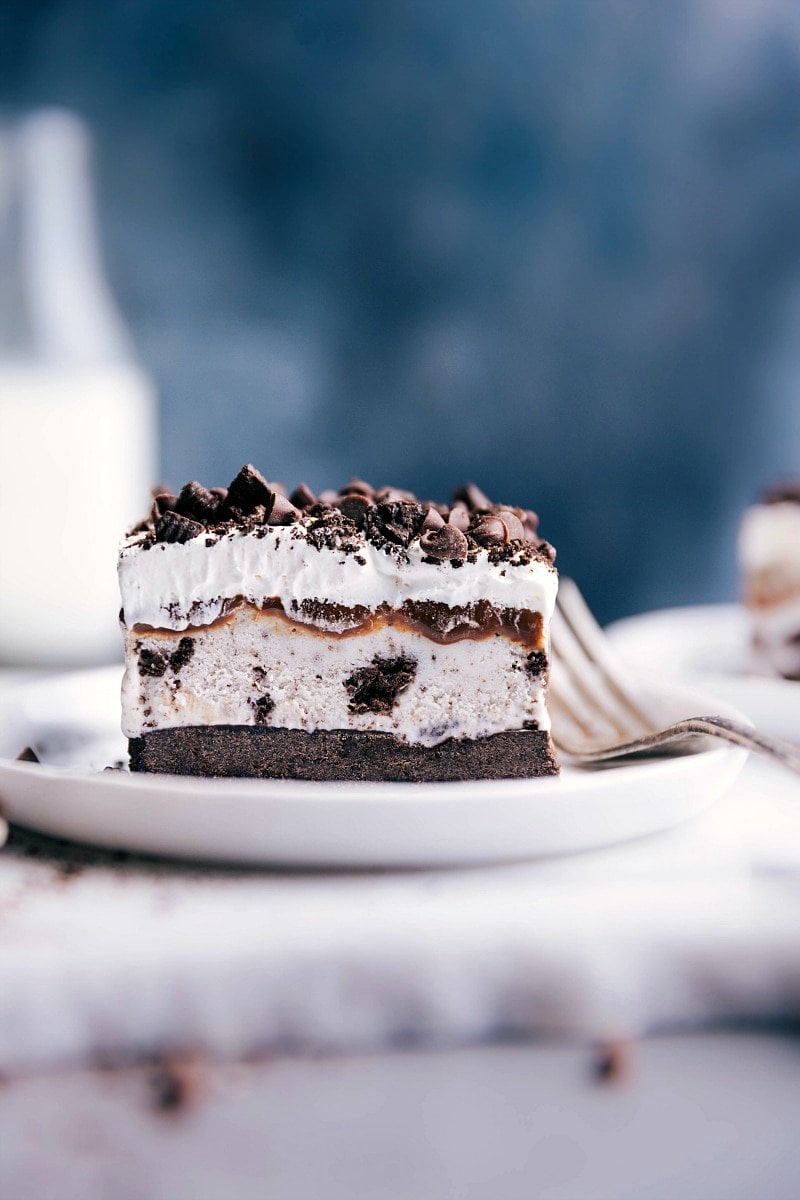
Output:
top-left (606, 604), bottom-right (800, 743)
top-left (0, 666), bottom-right (748, 867)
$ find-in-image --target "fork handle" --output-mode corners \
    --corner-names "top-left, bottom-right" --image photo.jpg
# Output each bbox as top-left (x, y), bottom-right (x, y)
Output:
top-left (586, 716), bottom-right (800, 775)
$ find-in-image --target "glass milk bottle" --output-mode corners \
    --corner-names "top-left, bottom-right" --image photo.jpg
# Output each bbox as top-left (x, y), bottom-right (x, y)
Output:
top-left (0, 110), bottom-right (156, 666)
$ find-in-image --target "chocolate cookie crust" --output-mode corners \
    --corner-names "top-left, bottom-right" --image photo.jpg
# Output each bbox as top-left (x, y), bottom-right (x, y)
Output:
top-left (129, 727), bottom-right (559, 782)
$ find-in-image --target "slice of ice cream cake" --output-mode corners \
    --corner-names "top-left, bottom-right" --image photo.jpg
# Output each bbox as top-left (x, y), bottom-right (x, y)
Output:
top-left (119, 467), bottom-right (559, 780)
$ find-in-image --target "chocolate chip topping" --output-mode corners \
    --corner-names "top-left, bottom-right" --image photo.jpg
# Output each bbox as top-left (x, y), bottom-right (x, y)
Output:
top-left (345, 654), bottom-right (417, 714)
top-left (341, 478), bottom-right (375, 498)
top-left (290, 483), bottom-right (317, 508)
top-left (337, 493), bottom-right (374, 527)
top-left (419, 523), bottom-right (469, 562)
top-left (471, 514), bottom-right (508, 547)
top-left (126, 467), bottom-right (556, 567)
top-left (422, 506), bottom-right (445, 531)
top-left (267, 493), bottom-right (300, 525)
top-left (224, 464), bottom-right (275, 518)
top-left (152, 492), bottom-right (178, 517)
top-left (453, 482), bottom-right (493, 510)
top-left (155, 511), bottom-right (204, 544)
top-left (448, 504), bottom-right (471, 533)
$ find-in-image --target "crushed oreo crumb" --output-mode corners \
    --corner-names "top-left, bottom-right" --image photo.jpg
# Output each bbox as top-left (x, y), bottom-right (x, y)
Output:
top-left (345, 654), bottom-right (417, 714)
top-left (169, 637), bottom-right (195, 672)
top-left (251, 694), bottom-right (275, 723)
top-left (525, 650), bottom-right (548, 677)
top-left (139, 648), bottom-right (168, 677)
top-left (155, 511), bottom-right (204, 545)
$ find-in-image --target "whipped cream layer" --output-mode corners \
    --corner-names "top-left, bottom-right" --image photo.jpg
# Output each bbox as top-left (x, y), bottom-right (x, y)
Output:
top-left (122, 607), bottom-right (550, 743)
top-left (119, 525), bottom-right (558, 634)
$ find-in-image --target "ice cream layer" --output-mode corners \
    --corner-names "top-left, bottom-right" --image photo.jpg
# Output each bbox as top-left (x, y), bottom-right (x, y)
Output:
top-left (122, 605), bottom-right (550, 744)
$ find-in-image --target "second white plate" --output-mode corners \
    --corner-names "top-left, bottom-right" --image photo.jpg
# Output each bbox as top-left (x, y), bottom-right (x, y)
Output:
top-left (607, 604), bottom-right (800, 743)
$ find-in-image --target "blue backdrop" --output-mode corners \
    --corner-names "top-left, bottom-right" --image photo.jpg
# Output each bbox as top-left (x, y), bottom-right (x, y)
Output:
top-left (4, 0), bottom-right (800, 620)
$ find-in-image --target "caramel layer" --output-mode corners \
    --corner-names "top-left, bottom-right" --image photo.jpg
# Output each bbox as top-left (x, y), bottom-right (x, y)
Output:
top-left (132, 596), bottom-right (544, 648)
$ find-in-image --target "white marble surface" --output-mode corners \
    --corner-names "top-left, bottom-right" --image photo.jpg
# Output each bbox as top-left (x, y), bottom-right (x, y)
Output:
top-left (2, 740), bottom-right (800, 1073)
top-left (3, 1036), bottom-right (800, 1200)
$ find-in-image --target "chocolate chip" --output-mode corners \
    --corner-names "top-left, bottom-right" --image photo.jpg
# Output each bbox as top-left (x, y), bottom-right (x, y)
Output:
top-left (340, 478), bottom-right (375, 498)
top-left (453, 482), bottom-right (492, 511)
top-left (337, 493), bottom-right (374, 527)
top-left (371, 501), bottom-right (426, 547)
top-left (139, 648), bottom-right (167, 677)
top-left (290, 483), bottom-right (317, 508)
top-left (345, 654), bottom-right (417, 714)
top-left (422, 507), bottom-right (445, 531)
top-left (419, 523), bottom-right (469, 561)
top-left (471, 514), bottom-right (508, 547)
top-left (152, 492), bottom-right (178, 517)
top-left (224, 465), bottom-right (275, 517)
top-left (496, 509), bottom-right (525, 541)
top-left (374, 486), bottom-right (418, 504)
top-left (448, 504), bottom-right (471, 533)
top-left (169, 637), bottom-right (195, 672)
top-left (155, 511), bottom-right (204, 544)
top-left (318, 489), bottom-right (340, 504)
top-left (267, 494), bottom-right (300, 524)
top-left (521, 509), bottom-right (540, 539)
top-left (16, 746), bottom-right (40, 763)
top-left (174, 482), bottom-right (222, 523)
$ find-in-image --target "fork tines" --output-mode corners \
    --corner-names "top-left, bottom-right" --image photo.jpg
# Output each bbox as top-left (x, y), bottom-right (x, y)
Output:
top-left (549, 579), bottom-right (656, 755)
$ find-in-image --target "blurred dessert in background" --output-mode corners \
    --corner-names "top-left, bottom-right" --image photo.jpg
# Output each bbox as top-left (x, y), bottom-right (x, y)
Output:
top-left (739, 482), bottom-right (800, 679)
top-left (0, 109), bottom-right (156, 666)
top-left (120, 467), bottom-right (559, 780)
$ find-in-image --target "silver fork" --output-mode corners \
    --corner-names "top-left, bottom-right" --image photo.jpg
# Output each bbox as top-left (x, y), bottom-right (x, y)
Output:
top-left (549, 578), bottom-right (800, 774)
